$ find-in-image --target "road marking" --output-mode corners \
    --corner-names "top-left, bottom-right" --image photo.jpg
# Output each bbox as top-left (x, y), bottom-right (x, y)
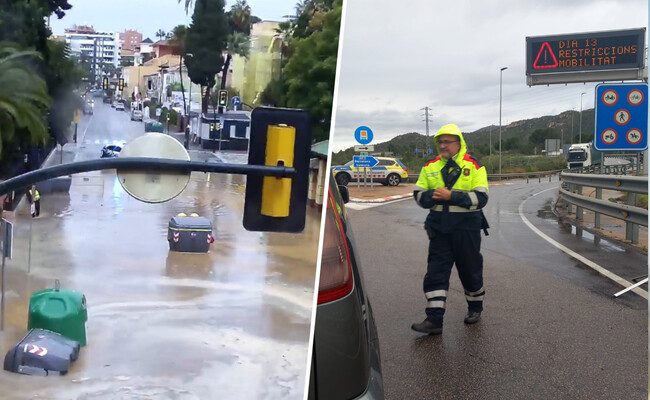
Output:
top-left (346, 196), bottom-right (411, 210)
top-left (518, 186), bottom-right (647, 299)
top-left (78, 114), bottom-right (93, 145)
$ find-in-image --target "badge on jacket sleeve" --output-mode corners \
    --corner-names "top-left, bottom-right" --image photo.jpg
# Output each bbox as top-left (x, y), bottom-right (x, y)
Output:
top-left (463, 168), bottom-right (470, 176)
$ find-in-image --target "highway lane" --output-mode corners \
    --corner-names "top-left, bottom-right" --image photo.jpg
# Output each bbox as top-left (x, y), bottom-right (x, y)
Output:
top-left (346, 178), bottom-right (646, 399)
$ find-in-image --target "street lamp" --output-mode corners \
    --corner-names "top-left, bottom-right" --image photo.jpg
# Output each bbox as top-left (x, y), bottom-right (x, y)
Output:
top-left (183, 53), bottom-right (194, 150)
top-left (499, 66), bottom-right (507, 175)
top-left (579, 92), bottom-right (586, 143)
top-left (185, 53), bottom-right (194, 115)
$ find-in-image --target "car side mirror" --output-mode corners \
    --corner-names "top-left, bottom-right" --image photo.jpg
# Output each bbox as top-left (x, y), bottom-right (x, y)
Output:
top-left (338, 185), bottom-right (350, 204)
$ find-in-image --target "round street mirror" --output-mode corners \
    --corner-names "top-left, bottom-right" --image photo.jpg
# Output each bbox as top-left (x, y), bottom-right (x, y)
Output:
top-left (117, 133), bottom-right (191, 203)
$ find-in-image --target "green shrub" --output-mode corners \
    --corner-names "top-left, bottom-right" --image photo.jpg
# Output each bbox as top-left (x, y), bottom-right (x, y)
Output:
top-left (169, 109), bottom-right (178, 125)
top-left (159, 107), bottom-right (169, 123)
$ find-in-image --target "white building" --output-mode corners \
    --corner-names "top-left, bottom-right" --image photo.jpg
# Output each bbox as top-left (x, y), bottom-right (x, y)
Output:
top-left (64, 25), bottom-right (121, 78)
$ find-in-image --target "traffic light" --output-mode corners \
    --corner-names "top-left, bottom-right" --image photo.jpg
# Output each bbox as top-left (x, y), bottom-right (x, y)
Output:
top-left (118, 78), bottom-right (125, 91)
top-left (102, 77), bottom-right (109, 90)
top-left (218, 90), bottom-right (228, 107)
top-left (243, 107), bottom-right (312, 232)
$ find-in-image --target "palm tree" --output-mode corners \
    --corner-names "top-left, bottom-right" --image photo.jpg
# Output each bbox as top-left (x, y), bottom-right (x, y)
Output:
top-left (0, 44), bottom-right (51, 155)
top-left (178, 0), bottom-right (194, 13)
top-left (155, 29), bottom-right (167, 41)
top-left (229, 0), bottom-right (252, 35)
top-left (220, 32), bottom-right (250, 97)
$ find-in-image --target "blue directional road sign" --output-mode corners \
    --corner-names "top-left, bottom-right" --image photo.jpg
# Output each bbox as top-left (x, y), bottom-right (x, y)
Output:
top-left (231, 96), bottom-right (241, 106)
top-left (353, 155), bottom-right (379, 168)
top-left (354, 126), bottom-right (374, 145)
top-left (594, 83), bottom-right (648, 151)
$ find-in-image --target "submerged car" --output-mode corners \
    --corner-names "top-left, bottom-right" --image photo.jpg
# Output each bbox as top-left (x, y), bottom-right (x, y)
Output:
top-left (100, 144), bottom-right (122, 158)
top-left (308, 172), bottom-right (384, 399)
top-left (115, 102), bottom-right (125, 111)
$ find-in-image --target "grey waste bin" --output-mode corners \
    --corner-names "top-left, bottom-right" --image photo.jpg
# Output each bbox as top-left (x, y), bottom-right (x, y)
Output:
top-left (167, 214), bottom-right (214, 253)
top-left (4, 329), bottom-right (80, 376)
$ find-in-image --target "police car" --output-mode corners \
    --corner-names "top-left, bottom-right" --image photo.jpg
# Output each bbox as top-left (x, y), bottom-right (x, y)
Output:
top-left (332, 157), bottom-right (409, 186)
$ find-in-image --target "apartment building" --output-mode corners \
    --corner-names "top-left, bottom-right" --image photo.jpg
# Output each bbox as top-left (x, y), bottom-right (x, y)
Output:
top-left (64, 25), bottom-right (121, 78)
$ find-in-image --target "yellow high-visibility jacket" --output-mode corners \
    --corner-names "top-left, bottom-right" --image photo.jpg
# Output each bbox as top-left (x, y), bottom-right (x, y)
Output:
top-left (414, 124), bottom-right (488, 232)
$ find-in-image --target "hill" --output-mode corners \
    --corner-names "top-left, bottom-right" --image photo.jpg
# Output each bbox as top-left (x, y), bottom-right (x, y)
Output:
top-left (331, 108), bottom-right (594, 172)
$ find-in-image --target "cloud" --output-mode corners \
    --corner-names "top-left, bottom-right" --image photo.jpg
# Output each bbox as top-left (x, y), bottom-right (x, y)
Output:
top-left (331, 0), bottom-right (647, 150)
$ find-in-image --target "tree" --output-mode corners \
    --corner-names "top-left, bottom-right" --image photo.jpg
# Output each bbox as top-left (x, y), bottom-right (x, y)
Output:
top-left (227, 0), bottom-right (252, 35)
top-left (45, 40), bottom-right (85, 145)
top-left (0, 44), bottom-right (51, 155)
top-left (282, 0), bottom-right (341, 142)
top-left (529, 128), bottom-right (559, 147)
top-left (179, 0), bottom-right (194, 12)
top-left (155, 29), bottom-right (167, 41)
top-left (169, 24), bottom-right (189, 147)
top-left (0, 1), bottom-right (84, 151)
top-left (220, 31), bottom-right (250, 92)
top-left (185, 0), bottom-right (228, 113)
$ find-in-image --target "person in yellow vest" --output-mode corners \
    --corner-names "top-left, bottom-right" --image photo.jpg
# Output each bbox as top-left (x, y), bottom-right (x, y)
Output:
top-left (411, 123), bottom-right (489, 335)
top-left (29, 185), bottom-right (40, 218)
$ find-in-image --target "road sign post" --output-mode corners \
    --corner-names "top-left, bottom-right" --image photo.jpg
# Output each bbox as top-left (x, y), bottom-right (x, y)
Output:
top-left (354, 126), bottom-right (374, 186)
top-left (594, 83), bottom-right (648, 152)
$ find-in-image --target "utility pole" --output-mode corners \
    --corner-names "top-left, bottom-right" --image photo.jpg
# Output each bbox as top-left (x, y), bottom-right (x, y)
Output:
top-left (571, 108), bottom-right (574, 145)
top-left (92, 38), bottom-right (97, 86)
top-left (499, 66), bottom-right (508, 176)
top-left (421, 106), bottom-right (432, 156)
top-left (579, 92), bottom-right (586, 143)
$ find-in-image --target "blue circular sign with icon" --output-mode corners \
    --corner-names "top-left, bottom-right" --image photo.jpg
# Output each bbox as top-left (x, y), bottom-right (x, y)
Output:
top-left (354, 126), bottom-right (373, 145)
top-left (231, 96), bottom-right (241, 106)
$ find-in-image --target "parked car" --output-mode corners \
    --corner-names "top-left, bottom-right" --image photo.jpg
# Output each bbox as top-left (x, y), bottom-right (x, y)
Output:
top-left (332, 156), bottom-right (409, 187)
top-left (308, 173), bottom-right (384, 399)
top-left (82, 100), bottom-right (94, 115)
top-left (100, 144), bottom-right (122, 158)
top-left (115, 102), bottom-right (125, 111)
top-left (103, 96), bottom-right (112, 104)
top-left (130, 109), bottom-right (143, 121)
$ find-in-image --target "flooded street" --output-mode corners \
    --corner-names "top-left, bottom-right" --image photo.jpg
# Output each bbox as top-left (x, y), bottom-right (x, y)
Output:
top-left (0, 103), bottom-right (320, 399)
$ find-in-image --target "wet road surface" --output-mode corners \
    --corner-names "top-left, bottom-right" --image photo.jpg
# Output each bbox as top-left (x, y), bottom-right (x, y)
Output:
top-left (0, 102), bottom-right (320, 399)
top-left (346, 178), bottom-right (647, 399)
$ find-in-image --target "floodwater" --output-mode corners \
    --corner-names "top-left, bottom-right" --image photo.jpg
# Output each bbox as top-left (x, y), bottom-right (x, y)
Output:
top-left (0, 170), bottom-right (321, 399)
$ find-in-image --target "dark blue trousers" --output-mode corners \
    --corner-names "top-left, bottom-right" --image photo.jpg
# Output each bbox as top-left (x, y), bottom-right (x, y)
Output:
top-left (423, 228), bottom-right (484, 320)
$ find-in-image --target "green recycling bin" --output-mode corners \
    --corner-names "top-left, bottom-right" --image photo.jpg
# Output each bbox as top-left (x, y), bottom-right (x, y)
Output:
top-left (28, 286), bottom-right (87, 346)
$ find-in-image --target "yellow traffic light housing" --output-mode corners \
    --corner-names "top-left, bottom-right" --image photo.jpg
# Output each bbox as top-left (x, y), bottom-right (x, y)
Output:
top-left (118, 78), bottom-right (125, 91)
top-left (102, 77), bottom-right (109, 90)
top-left (243, 107), bottom-right (311, 232)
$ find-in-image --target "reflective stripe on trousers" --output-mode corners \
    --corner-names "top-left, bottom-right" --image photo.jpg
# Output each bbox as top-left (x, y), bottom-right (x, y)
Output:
top-left (423, 228), bottom-right (484, 320)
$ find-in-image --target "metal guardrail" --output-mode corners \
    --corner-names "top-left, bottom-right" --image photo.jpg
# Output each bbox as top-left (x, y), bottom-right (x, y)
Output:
top-left (559, 171), bottom-right (648, 244)
top-left (407, 169), bottom-right (561, 183)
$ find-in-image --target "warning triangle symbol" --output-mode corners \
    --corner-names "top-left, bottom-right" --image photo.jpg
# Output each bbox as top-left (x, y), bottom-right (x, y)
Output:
top-left (533, 42), bottom-right (558, 69)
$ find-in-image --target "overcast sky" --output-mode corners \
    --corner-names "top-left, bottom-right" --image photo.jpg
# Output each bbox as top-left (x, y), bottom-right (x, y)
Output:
top-left (50, 0), bottom-right (296, 41)
top-left (332, 0), bottom-right (648, 151)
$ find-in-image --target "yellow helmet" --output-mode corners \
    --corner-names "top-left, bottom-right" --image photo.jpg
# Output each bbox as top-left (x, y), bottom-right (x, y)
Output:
top-left (434, 123), bottom-right (462, 138)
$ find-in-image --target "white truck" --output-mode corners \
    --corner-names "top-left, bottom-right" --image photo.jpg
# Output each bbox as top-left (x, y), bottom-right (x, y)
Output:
top-left (567, 143), bottom-right (601, 169)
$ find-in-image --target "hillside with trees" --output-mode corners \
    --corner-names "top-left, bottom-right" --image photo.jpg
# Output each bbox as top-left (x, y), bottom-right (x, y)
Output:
top-left (332, 109), bottom-right (595, 174)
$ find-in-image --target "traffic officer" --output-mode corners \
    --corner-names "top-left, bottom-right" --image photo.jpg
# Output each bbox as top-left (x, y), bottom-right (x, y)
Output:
top-left (29, 185), bottom-right (41, 218)
top-left (411, 123), bottom-right (489, 335)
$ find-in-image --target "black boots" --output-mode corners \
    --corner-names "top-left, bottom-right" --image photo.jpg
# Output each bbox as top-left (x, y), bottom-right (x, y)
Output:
top-left (411, 318), bottom-right (443, 335)
top-left (464, 310), bottom-right (481, 324)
